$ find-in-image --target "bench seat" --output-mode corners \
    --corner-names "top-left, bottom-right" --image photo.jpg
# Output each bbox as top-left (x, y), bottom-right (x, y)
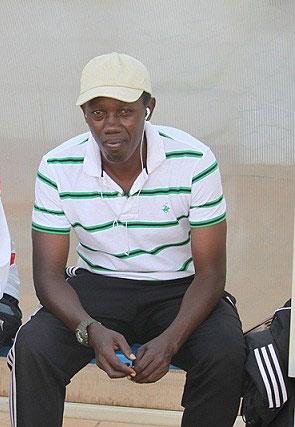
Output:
top-left (0, 344), bottom-right (178, 369)
top-left (0, 345), bottom-right (185, 411)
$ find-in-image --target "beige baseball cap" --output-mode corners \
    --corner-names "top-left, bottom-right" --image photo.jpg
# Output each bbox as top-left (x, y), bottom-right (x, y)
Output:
top-left (76, 52), bottom-right (152, 106)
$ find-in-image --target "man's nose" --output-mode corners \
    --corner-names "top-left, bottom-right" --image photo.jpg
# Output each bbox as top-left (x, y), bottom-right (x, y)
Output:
top-left (104, 113), bottom-right (121, 133)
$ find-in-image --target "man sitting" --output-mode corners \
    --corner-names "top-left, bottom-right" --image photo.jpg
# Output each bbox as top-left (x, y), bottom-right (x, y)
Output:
top-left (10, 52), bottom-right (245, 427)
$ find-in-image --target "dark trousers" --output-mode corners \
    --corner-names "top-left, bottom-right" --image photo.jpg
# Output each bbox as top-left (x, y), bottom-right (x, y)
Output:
top-left (9, 271), bottom-right (246, 427)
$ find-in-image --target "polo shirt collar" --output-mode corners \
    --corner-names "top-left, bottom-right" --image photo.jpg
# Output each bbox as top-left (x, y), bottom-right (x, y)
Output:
top-left (83, 122), bottom-right (166, 178)
top-left (83, 132), bottom-right (103, 177)
top-left (144, 121), bottom-right (166, 173)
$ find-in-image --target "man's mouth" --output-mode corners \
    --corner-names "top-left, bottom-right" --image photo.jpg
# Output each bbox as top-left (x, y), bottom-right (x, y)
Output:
top-left (103, 139), bottom-right (125, 149)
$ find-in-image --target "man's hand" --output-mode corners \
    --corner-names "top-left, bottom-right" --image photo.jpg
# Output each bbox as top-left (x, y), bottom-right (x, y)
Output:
top-left (132, 334), bottom-right (175, 383)
top-left (88, 323), bottom-right (136, 379)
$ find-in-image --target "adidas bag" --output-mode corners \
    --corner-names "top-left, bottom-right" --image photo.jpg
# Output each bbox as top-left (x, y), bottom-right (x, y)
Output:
top-left (242, 300), bottom-right (294, 426)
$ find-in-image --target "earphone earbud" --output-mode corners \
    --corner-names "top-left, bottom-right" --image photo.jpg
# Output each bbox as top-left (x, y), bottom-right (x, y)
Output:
top-left (145, 108), bottom-right (151, 120)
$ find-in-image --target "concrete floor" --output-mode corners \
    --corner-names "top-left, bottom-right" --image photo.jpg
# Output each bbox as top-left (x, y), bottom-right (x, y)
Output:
top-left (0, 412), bottom-right (168, 427)
top-left (0, 410), bottom-right (245, 427)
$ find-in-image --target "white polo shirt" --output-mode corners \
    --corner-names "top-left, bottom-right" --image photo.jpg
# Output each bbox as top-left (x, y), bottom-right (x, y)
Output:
top-left (32, 122), bottom-right (226, 280)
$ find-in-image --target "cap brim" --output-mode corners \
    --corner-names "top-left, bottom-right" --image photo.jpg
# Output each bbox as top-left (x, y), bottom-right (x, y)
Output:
top-left (76, 86), bottom-right (143, 106)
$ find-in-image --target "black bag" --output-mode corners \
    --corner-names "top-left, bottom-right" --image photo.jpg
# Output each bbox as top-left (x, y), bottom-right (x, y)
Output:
top-left (242, 299), bottom-right (295, 426)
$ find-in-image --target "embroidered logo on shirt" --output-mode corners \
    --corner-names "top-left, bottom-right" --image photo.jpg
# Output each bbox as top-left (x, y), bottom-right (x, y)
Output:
top-left (162, 204), bottom-right (170, 214)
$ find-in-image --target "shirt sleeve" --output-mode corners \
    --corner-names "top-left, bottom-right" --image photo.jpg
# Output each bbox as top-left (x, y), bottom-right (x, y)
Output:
top-left (32, 156), bottom-right (71, 234)
top-left (189, 148), bottom-right (226, 228)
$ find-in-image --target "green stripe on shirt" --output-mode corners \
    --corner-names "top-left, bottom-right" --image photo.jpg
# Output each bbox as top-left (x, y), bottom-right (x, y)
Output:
top-left (178, 257), bottom-right (193, 271)
top-left (190, 213), bottom-right (226, 228)
top-left (78, 251), bottom-right (159, 274)
top-left (47, 157), bottom-right (84, 164)
top-left (77, 251), bottom-right (116, 271)
top-left (158, 131), bottom-right (174, 139)
top-left (60, 187), bottom-right (191, 199)
top-left (136, 187), bottom-right (191, 196)
top-left (192, 161), bottom-right (218, 183)
top-left (37, 171), bottom-right (58, 189)
top-left (166, 150), bottom-right (203, 159)
top-left (191, 195), bottom-right (224, 209)
top-left (72, 214), bottom-right (189, 233)
top-left (60, 191), bottom-right (120, 199)
top-left (80, 232), bottom-right (191, 258)
top-left (78, 138), bottom-right (89, 145)
top-left (34, 204), bottom-right (65, 216)
top-left (32, 222), bottom-right (70, 234)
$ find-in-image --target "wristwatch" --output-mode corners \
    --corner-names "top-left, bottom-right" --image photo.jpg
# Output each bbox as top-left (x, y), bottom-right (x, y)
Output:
top-left (75, 318), bottom-right (101, 347)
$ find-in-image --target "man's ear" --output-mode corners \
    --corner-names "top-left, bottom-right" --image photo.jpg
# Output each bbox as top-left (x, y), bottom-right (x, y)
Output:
top-left (146, 97), bottom-right (156, 120)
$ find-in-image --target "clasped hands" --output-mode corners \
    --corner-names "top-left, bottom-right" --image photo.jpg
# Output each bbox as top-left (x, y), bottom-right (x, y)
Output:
top-left (88, 322), bottom-right (175, 383)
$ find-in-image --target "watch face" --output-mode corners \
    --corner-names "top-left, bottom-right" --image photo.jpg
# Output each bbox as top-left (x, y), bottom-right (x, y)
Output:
top-left (76, 329), bottom-right (87, 345)
top-left (75, 319), bottom-right (97, 347)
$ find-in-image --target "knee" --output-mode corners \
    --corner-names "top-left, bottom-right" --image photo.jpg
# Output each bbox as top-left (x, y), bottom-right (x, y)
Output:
top-left (211, 347), bottom-right (245, 378)
top-left (210, 324), bottom-right (246, 371)
top-left (13, 321), bottom-right (49, 361)
top-left (189, 335), bottom-right (246, 380)
top-left (14, 323), bottom-right (36, 358)
top-left (12, 321), bottom-right (66, 385)
top-left (213, 338), bottom-right (245, 370)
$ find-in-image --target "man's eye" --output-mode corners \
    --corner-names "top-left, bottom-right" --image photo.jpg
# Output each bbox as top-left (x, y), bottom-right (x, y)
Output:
top-left (92, 111), bottom-right (104, 119)
top-left (120, 109), bottom-right (132, 116)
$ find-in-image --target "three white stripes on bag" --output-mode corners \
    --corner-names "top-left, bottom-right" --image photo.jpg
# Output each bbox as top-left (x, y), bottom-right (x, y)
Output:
top-left (254, 344), bottom-right (288, 408)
